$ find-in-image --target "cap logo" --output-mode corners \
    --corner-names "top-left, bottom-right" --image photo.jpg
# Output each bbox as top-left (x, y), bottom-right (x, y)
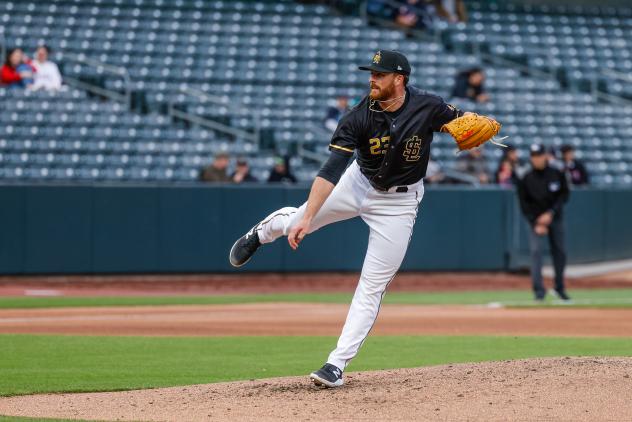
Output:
top-left (372, 51), bottom-right (382, 64)
top-left (397, 65), bottom-right (402, 70)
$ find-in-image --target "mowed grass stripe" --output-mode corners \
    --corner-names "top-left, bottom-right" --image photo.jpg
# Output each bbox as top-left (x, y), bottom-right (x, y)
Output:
top-left (1, 334), bottom-right (631, 396)
top-left (0, 293), bottom-right (351, 309)
top-left (1, 289), bottom-right (632, 309)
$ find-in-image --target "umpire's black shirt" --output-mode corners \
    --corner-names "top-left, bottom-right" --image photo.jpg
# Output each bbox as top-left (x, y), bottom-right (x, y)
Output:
top-left (517, 165), bottom-right (570, 224)
top-left (329, 85), bottom-right (461, 190)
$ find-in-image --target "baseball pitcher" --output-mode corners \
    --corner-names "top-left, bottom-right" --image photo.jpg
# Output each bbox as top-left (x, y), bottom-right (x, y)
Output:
top-left (229, 50), bottom-right (502, 388)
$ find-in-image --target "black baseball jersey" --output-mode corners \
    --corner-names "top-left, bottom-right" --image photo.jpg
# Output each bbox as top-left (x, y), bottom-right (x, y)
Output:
top-left (329, 85), bottom-right (461, 190)
top-left (516, 165), bottom-right (570, 224)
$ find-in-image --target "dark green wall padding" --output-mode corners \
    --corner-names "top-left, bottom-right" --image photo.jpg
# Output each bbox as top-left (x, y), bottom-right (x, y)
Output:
top-left (0, 184), bottom-right (630, 274)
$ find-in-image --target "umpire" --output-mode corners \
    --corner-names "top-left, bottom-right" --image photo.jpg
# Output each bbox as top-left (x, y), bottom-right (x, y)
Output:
top-left (517, 144), bottom-right (570, 301)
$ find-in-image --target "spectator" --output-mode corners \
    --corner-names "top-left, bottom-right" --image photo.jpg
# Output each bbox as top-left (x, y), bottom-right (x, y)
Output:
top-left (324, 96), bottom-right (350, 132)
top-left (267, 157), bottom-right (297, 184)
top-left (395, 0), bottom-right (433, 33)
top-left (30, 45), bottom-right (62, 91)
top-left (456, 148), bottom-right (490, 184)
top-left (231, 157), bottom-right (258, 184)
top-left (560, 145), bottom-right (589, 185)
top-left (546, 146), bottom-right (564, 171)
top-left (200, 152), bottom-right (231, 183)
top-left (366, 0), bottom-right (397, 23)
top-left (424, 160), bottom-right (445, 184)
top-left (1, 48), bottom-right (35, 88)
top-left (494, 144), bottom-right (521, 185)
top-left (496, 159), bottom-right (514, 187)
top-left (451, 67), bottom-right (489, 103)
top-left (503, 144), bottom-right (521, 167)
top-left (431, 0), bottom-right (467, 23)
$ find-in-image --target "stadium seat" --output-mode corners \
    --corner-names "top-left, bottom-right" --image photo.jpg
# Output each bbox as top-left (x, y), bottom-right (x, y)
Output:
top-left (0, 1), bottom-right (630, 184)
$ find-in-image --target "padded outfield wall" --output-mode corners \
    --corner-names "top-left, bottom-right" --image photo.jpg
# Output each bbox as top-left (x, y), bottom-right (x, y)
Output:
top-left (0, 184), bottom-right (630, 274)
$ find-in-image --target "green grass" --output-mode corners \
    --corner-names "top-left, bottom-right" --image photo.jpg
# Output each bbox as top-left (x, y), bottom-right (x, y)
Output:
top-left (1, 288), bottom-right (632, 309)
top-left (0, 293), bottom-right (352, 309)
top-left (1, 334), bottom-right (631, 397)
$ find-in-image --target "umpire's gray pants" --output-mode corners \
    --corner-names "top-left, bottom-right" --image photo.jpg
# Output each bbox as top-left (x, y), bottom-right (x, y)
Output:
top-left (528, 217), bottom-right (567, 297)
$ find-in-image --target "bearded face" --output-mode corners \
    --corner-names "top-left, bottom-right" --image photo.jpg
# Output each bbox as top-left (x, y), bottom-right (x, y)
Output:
top-left (369, 72), bottom-right (398, 101)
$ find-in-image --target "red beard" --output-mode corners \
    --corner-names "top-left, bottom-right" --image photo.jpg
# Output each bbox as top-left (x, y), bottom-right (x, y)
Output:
top-left (369, 82), bottom-right (396, 102)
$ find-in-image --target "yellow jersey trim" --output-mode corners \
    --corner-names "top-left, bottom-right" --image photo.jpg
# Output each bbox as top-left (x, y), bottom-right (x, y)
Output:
top-left (329, 144), bottom-right (354, 153)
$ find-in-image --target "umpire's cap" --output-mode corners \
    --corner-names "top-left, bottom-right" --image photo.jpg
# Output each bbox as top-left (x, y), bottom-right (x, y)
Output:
top-left (359, 50), bottom-right (411, 76)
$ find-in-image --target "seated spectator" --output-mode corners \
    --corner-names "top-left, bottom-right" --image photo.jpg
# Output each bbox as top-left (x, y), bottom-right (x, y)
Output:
top-left (496, 159), bottom-right (514, 187)
top-left (395, 0), bottom-right (432, 33)
top-left (431, 0), bottom-right (467, 23)
top-left (366, 0), bottom-right (397, 23)
top-left (231, 157), bottom-right (258, 184)
top-left (546, 146), bottom-right (564, 171)
top-left (503, 144), bottom-right (521, 168)
top-left (200, 152), bottom-right (231, 183)
top-left (324, 96), bottom-right (349, 132)
top-left (451, 67), bottom-right (489, 103)
top-left (425, 160), bottom-right (445, 184)
top-left (267, 157), bottom-right (297, 184)
top-left (30, 45), bottom-right (62, 91)
top-left (1, 48), bottom-right (35, 88)
top-left (494, 144), bottom-right (521, 185)
top-left (456, 148), bottom-right (489, 184)
top-left (560, 145), bottom-right (589, 185)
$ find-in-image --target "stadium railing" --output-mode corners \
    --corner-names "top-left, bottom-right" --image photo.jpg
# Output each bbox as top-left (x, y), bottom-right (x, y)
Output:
top-left (61, 53), bottom-right (133, 109)
top-left (167, 86), bottom-right (262, 148)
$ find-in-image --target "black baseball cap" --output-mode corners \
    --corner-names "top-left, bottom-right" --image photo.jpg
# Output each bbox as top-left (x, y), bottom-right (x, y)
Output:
top-left (530, 144), bottom-right (546, 156)
top-left (358, 50), bottom-right (411, 76)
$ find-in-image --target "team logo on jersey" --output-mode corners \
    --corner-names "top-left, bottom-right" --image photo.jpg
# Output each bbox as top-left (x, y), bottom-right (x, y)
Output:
top-left (403, 136), bottom-right (422, 161)
top-left (549, 181), bottom-right (560, 192)
top-left (373, 51), bottom-right (382, 64)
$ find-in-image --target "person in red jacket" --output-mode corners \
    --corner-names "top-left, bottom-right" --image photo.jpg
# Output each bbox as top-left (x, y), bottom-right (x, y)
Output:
top-left (1, 48), bottom-right (35, 88)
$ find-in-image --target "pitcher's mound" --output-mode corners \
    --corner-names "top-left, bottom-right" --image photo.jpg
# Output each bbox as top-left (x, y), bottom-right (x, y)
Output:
top-left (1, 357), bottom-right (630, 421)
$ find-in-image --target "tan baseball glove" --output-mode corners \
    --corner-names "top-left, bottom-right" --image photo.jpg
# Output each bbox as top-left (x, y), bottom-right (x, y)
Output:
top-left (441, 113), bottom-right (504, 151)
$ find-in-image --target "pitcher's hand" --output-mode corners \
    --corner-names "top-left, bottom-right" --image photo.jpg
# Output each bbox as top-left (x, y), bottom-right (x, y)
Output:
top-left (288, 217), bottom-right (311, 250)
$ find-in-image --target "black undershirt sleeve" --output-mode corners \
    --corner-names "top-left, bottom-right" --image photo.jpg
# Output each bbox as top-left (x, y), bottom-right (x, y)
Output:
top-left (317, 150), bottom-right (352, 185)
top-left (432, 102), bottom-right (464, 132)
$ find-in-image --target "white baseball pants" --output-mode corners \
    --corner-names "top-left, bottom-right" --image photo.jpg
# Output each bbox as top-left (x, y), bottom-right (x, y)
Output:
top-left (257, 160), bottom-right (424, 371)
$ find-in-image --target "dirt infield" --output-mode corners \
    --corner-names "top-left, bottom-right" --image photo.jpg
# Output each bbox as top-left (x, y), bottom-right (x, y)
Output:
top-left (2, 273), bottom-right (631, 421)
top-left (1, 303), bottom-right (632, 337)
top-left (2, 271), bottom-right (632, 297)
top-left (1, 357), bottom-right (630, 421)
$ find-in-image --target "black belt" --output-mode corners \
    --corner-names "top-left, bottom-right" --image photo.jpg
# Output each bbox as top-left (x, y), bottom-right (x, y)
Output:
top-left (367, 173), bottom-right (410, 193)
top-left (373, 185), bottom-right (409, 193)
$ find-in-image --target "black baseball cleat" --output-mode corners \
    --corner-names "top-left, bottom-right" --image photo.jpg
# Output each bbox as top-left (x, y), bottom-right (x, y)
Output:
top-left (310, 363), bottom-right (344, 388)
top-left (552, 289), bottom-right (571, 302)
top-left (229, 225), bottom-right (262, 267)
